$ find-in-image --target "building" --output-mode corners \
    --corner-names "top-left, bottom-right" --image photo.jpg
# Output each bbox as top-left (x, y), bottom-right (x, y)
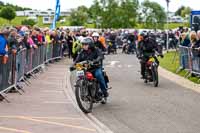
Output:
top-left (170, 16), bottom-right (184, 23)
top-left (16, 9), bottom-right (72, 17)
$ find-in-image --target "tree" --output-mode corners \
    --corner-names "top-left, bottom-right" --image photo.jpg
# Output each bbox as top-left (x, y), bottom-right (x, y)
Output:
top-left (0, 1), bottom-right (4, 6)
top-left (175, 6), bottom-right (191, 18)
top-left (69, 6), bottom-right (89, 26)
top-left (21, 19), bottom-right (36, 26)
top-left (119, 0), bottom-right (139, 28)
top-left (175, 6), bottom-right (185, 16)
top-left (88, 0), bottom-right (139, 28)
top-left (141, 0), bottom-right (166, 29)
top-left (100, 0), bottom-right (119, 28)
top-left (88, 0), bottom-right (102, 27)
top-left (181, 7), bottom-right (191, 18)
top-left (0, 6), bottom-right (16, 23)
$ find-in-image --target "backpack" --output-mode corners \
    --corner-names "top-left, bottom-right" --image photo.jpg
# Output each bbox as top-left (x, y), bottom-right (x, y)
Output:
top-left (0, 35), bottom-right (7, 55)
top-left (143, 38), bottom-right (156, 52)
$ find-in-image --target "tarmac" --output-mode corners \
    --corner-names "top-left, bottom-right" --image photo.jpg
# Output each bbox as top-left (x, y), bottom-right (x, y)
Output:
top-left (0, 59), bottom-right (101, 133)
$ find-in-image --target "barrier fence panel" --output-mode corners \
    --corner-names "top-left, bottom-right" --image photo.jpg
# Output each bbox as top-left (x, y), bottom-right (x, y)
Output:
top-left (53, 44), bottom-right (62, 59)
top-left (178, 45), bottom-right (200, 80)
top-left (179, 46), bottom-right (192, 71)
top-left (16, 49), bottom-right (26, 82)
top-left (46, 44), bottom-right (53, 62)
top-left (191, 48), bottom-right (200, 76)
top-left (25, 48), bottom-right (33, 74)
top-left (39, 45), bottom-right (45, 65)
top-left (0, 53), bottom-right (15, 93)
top-left (32, 48), bottom-right (40, 70)
top-left (0, 42), bottom-right (65, 95)
top-left (44, 44), bottom-right (47, 62)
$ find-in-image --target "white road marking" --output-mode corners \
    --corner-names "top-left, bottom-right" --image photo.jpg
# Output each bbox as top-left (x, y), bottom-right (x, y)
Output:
top-left (127, 65), bottom-right (133, 68)
top-left (43, 101), bottom-right (72, 104)
top-left (118, 65), bottom-right (122, 68)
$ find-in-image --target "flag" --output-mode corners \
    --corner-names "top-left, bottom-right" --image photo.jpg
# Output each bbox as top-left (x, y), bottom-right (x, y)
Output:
top-left (51, 0), bottom-right (61, 29)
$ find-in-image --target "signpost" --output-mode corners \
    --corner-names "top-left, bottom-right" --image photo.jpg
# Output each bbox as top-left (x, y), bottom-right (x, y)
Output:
top-left (166, 0), bottom-right (170, 51)
top-left (190, 10), bottom-right (200, 32)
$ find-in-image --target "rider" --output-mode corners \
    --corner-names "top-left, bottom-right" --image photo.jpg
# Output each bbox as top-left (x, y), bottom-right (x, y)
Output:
top-left (108, 31), bottom-right (117, 53)
top-left (127, 32), bottom-right (136, 54)
top-left (73, 37), bottom-right (109, 98)
top-left (138, 32), bottom-right (163, 79)
top-left (92, 32), bottom-right (106, 52)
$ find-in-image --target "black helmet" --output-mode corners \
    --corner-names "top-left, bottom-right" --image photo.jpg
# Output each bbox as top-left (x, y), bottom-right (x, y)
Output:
top-left (81, 37), bottom-right (94, 47)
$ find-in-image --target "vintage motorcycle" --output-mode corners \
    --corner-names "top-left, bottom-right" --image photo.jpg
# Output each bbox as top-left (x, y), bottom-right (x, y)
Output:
top-left (71, 61), bottom-right (109, 113)
top-left (143, 54), bottom-right (160, 87)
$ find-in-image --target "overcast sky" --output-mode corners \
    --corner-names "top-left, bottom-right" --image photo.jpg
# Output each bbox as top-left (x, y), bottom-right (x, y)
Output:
top-left (1, 0), bottom-right (199, 12)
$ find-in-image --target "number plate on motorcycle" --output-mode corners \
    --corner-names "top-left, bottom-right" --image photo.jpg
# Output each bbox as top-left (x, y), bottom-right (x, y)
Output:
top-left (76, 70), bottom-right (84, 77)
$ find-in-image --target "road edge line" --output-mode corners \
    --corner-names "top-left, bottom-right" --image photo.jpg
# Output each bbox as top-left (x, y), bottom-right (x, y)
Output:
top-left (159, 67), bottom-right (200, 93)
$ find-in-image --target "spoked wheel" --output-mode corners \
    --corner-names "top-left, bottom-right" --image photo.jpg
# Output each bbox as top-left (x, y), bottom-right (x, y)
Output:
top-left (75, 80), bottom-right (93, 113)
top-left (151, 65), bottom-right (159, 87)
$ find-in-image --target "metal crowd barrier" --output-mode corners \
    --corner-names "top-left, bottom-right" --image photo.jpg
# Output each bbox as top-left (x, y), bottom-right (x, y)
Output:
top-left (52, 43), bottom-right (62, 60)
top-left (178, 45), bottom-right (200, 80)
top-left (16, 49), bottom-right (26, 82)
top-left (0, 43), bottom-right (63, 96)
top-left (178, 45), bottom-right (192, 71)
top-left (0, 53), bottom-right (15, 93)
top-left (46, 44), bottom-right (53, 62)
top-left (191, 48), bottom-right (200, 76)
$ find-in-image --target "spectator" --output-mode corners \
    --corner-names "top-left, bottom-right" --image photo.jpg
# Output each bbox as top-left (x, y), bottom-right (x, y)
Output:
top-left (31, 30), bottom-right (39, 46)
top-left (8, 29), bottom-right (18, 52)
top-left (0, 29), bottom-right (9, 64)
top-left (66, 31), bottom-right (73, 58)
top-left (180, 32), bottom-right (191, 47)
top-left (28, 32), bottom-right (37, 49)
top-left (190, 31), bottom-right (198, 48)
top-left (195, 30), bottom-right (200, 50)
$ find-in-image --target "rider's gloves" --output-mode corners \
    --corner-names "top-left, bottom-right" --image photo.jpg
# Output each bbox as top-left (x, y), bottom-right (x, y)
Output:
top-left (160, 54), bottom-right (164, 58)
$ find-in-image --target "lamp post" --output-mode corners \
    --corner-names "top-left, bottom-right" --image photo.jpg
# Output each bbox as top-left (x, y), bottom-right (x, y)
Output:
top-left (166, 0), bottom-right (170, 51)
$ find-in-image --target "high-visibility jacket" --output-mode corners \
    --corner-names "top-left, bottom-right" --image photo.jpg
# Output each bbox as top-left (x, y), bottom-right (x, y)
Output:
top-left (72, 40), bottom-right (82, 55)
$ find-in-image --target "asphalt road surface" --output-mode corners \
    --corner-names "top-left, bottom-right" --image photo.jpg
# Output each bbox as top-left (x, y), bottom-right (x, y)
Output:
top-left (91, 53), bottom-right (200, 133)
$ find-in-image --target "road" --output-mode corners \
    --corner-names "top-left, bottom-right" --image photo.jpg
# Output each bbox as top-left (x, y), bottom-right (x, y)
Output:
top-left (89, 53), bottom-right (200, 133)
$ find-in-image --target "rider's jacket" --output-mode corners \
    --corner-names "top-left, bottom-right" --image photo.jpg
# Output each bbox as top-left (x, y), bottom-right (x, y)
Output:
top-left (94, 40), bottom-right (106, 52)
top-left (138, 36), bottom-right (158, 57)
top-left (74, 47), bottom-right (103, 67)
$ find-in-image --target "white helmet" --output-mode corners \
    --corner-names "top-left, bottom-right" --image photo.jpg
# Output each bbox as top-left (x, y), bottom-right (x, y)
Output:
top-left (92, 32), bottom-right (99, 37)
top-left (125, 31), bottom-right (129, 34)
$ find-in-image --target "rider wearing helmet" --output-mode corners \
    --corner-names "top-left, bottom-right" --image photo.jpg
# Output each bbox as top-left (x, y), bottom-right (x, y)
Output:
top-left (138, 32), bottom-right (163, 79)
top-left (92, 32), bottom-right (106, 52)
top-left (73, 37), bottom-right (109, 98)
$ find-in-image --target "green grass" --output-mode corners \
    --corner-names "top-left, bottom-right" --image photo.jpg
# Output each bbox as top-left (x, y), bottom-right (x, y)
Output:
top-left (164, 23), bottom-right (189, 29)
top-left (0, 16), bottom-right (71, 28)
top-left (0, 16), bottom-right (190, 29)
top-left (159, 51), bottom-right (200, 84)
top-left (0, 16), bottom-right (27, 27)
top-left (136, 22), bottom-right (189, 30)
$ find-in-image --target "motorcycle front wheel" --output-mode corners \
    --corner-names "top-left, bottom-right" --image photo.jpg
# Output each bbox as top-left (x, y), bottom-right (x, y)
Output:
top-left (151, 65), bottom-right (159, 87)
top-left (75, 80), bottom-right (93, 113)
